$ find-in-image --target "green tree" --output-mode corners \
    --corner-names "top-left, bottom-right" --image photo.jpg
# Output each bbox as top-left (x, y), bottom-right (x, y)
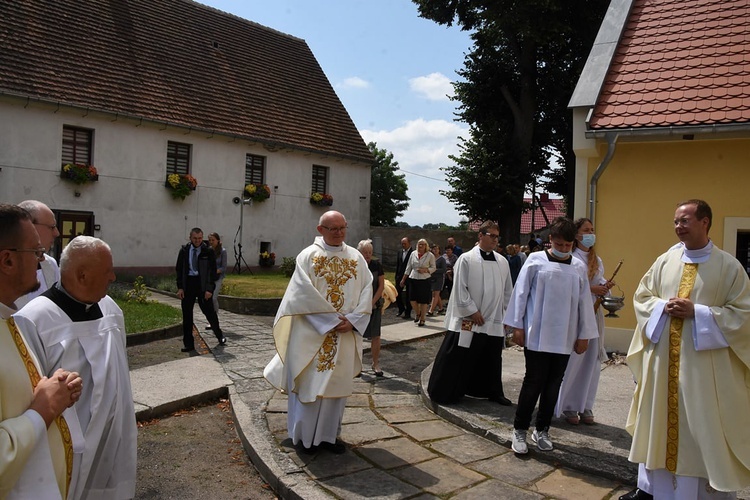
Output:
top-left (414, 0), bottom-right (607, 241)
top-left (369, 142), bottom-right (410, 226)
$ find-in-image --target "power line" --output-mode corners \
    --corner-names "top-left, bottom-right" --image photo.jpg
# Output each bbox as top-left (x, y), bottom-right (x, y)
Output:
top-left (398, 169), bottom-right (447, 183)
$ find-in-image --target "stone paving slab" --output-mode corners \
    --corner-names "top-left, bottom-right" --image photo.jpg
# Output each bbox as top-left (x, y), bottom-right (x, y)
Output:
top-left (303, 451), bottom-right (373, 481)
top-left (428, 433), bottom-right (508, 464)
top-left (452, 479), bottom-right (545, 499)
top-left (375, 406), bottom-right (439, 424)
top-left (390, 457), bottom-right (486, 496)
top-left (318, 468), bottom-right (420, 500)
top-left (469, 452), bottom-right (555, 487)
top-left (357, 437), bottom-right (437, 470)
top-left (534, 468), bottom-right (619, 500)
top-left (395, 420), bottom-right (464, 442)
top-left (340, 420), bottom-right (401, 445)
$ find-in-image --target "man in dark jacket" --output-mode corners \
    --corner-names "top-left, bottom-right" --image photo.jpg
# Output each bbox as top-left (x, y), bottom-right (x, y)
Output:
top-left (394, 237), bottom-right (413, 319)
top-left (176, 227), bottom-right (225, 351)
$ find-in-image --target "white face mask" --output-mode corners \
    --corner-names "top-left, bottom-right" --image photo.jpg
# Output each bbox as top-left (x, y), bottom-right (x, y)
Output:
top-left (580, 233), bottom-right (596, 248)
top-left (550, 248), bottom-right (572, 259)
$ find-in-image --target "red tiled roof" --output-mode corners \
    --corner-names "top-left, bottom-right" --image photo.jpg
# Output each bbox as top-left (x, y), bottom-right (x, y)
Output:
top-left (520, 195), bottom-right (566, 234)
top-left (468, 194), bottom-right (566, 235)
top-left (0, 0), bottom-right (372, 163)
top-left (589, 0), bottom-right (750, 129)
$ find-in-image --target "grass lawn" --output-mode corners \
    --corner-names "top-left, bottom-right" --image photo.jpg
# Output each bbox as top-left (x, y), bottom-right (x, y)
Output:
top-left (220, 272), bottom-right (290, 298)
top-left (115, 299), bottom-right (182, 334)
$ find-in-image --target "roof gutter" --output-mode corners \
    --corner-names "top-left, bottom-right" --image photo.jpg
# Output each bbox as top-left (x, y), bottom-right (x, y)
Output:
top-left (585, 122), bottom-right (750, 140)
top-left (588, 132), bottom-right (618, 226)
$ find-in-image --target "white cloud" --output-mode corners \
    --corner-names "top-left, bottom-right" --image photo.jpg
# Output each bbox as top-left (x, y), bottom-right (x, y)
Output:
top-left (337, 76), bottom-right (370, 89)
top-left (408, 72), bottom-right (454, 101)
top-left (361, 118), bottom-right (469, 226)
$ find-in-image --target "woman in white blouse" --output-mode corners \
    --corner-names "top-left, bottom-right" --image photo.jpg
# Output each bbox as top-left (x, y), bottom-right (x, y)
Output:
top-left (399, 238), bottom-right (436, 326)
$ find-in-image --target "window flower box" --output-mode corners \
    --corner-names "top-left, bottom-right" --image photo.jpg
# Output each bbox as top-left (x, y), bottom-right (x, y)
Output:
top-left (61, 163), bottom-right (98, 185)
top-left (259, 251), bottom-right (276, 267)
top-left (310, 192), bottom-right (333, 206)
top-left (244, 183), bottom-right (271, 202)
top-left (165, 173), bottom-right (197, 200)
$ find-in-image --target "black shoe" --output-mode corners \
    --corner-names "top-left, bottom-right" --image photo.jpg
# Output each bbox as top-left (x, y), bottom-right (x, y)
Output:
top-left (619, 488), bottom-right (653, 500)
top-left (181, 347), bottom-right (195, 353)
top-left (374, 371), bottom-right (384, 377)
top-left (218, 336), bottom-right (227, 346)
top-left (296, 443), bottom-right (318, 455)
top-left (396, 311), bottom-right (404, 318)
top-left (319, 440), bottom-right (346, 454)
top-left (489, 395), bottom-right (513, 406)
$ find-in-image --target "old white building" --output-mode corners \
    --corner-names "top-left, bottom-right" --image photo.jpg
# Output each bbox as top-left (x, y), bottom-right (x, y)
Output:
top-left (0, 0), bottom-right (372, 271)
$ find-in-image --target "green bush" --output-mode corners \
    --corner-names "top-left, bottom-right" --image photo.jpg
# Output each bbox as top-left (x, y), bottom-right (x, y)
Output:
top-left (125, 276), bottom-right (151, 303)
top-left (280, 256), bottom-right (296, 277)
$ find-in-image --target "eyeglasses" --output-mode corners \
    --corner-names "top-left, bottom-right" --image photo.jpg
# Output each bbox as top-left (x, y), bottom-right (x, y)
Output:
top-left (673, 217), bottom-right (695, 227)
top-left (482, 232), bottom-right (500, 240)
top-left (1, 247), bottom-right (47, 259)
top-left (34, 222), bottom-right (58, 231)
top-left (321, 225), bottom-right (347, 233)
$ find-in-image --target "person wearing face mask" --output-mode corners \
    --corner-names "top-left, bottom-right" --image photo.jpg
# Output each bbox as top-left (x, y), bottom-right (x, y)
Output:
top-left (554, 218), bottom-right (613, 426)
top-left (504, 217), bottom-right (599, 455)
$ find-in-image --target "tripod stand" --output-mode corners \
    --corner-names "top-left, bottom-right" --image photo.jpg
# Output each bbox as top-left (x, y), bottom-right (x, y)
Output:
top-left (232, 197), bottom-right (253, 274)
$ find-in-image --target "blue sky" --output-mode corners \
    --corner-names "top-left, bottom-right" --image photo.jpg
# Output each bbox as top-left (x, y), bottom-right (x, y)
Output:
top-left (199, 0), bottom-right (473, 226)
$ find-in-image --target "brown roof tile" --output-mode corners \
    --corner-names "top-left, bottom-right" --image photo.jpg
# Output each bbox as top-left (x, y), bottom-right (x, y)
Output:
top-left (0, 0), bottom-right (372, 163)
top-left (589, 0), bottom-right (750, 130)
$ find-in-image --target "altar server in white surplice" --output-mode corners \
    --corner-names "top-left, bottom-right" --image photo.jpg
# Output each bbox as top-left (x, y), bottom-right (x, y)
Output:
top-left (14, 236), bottom-right (136, 500)
top-left (264, 211), bottom-right (372, 455)
top-left (0, 204), bottom-right (82, 500)
top-left (620, 199), bottom-right (750, 500)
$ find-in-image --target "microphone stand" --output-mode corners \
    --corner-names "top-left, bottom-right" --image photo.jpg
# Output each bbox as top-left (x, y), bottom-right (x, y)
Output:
top-left (233, 197), bottom-right (253, 274)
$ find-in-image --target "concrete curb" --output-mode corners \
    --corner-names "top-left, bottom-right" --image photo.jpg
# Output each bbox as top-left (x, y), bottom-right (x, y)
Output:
top-left (229, 386), bottom-right (333, 500)
top-left (135, 386), bottom-right (228, 422)
top-left (417, 363), bottom-right (638, 487)
top-left (147, 287), bottom-right (280, 316)
top-left (126, 323), bottom-right (182, 347)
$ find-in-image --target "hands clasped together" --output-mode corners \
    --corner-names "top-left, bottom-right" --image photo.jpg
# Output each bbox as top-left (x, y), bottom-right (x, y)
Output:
top-left (31, 368), bottom-right (83, 427)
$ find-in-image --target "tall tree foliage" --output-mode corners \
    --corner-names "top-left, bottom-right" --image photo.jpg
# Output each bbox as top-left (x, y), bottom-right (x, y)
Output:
top-left (414, 0), bottom-right (607, 241)
top-left (369, 142), bottom-right (410, 226)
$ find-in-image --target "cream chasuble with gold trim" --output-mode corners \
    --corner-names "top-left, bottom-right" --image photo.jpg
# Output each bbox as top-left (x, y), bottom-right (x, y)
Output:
top-left (627, 244), bottom-right (750, 492)
top-left (264, 237), bottom-right (372, 403)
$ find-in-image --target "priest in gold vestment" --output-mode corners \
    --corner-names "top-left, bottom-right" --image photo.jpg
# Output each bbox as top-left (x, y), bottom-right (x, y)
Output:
top-left (623, 200), bottom-right (750, 500)
top-left (264, 211), bottom-right (372, 454)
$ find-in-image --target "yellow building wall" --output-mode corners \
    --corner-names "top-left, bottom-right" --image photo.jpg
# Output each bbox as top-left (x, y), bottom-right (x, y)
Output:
top-left (582, 136), bottom-right (750, 351)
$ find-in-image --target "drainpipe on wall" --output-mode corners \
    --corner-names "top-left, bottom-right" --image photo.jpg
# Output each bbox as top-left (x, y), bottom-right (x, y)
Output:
top-left (588, 132), bottom-right (619, 226)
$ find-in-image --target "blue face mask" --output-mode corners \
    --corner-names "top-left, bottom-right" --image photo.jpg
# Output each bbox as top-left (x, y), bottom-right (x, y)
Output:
top-left (550, 248), bottom-right (572, 259)
top-left (580, 233), bottom-right (596, 248)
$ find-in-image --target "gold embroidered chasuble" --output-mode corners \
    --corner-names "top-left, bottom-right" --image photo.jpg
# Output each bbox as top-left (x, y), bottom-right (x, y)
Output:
top-left (1, 317), bottom-right (71, 499)
top-left (627, 246), bottom-right (750, 492)
top-left (264, 238), bottom-right (373, 403)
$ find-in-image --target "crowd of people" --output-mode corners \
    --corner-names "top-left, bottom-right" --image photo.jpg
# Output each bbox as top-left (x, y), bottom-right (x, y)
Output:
top-left (4, 199), bottom-right (749, 500)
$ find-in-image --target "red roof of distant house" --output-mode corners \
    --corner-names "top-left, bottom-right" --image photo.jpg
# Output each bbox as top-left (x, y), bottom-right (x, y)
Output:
top-left (589, 0), bottom-right (750, 129)
top-left (469, 193), bottom-right (566, 236)
top-left (520, 194), bottom-right (566, 234)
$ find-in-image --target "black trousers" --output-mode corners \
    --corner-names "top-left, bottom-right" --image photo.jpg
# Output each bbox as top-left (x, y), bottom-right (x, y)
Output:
top-left (395, 278), bottom-right (412, 315)
top-left (181, 275), bottom-right (222, 349)
top-left (514, 348), bottom-right (570, 431)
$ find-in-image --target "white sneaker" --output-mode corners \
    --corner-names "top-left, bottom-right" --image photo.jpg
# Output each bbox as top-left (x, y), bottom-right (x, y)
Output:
top-left (511, 429), bottom-right (528, 454)
top-left (532, 428), bottom-right (553, 451)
